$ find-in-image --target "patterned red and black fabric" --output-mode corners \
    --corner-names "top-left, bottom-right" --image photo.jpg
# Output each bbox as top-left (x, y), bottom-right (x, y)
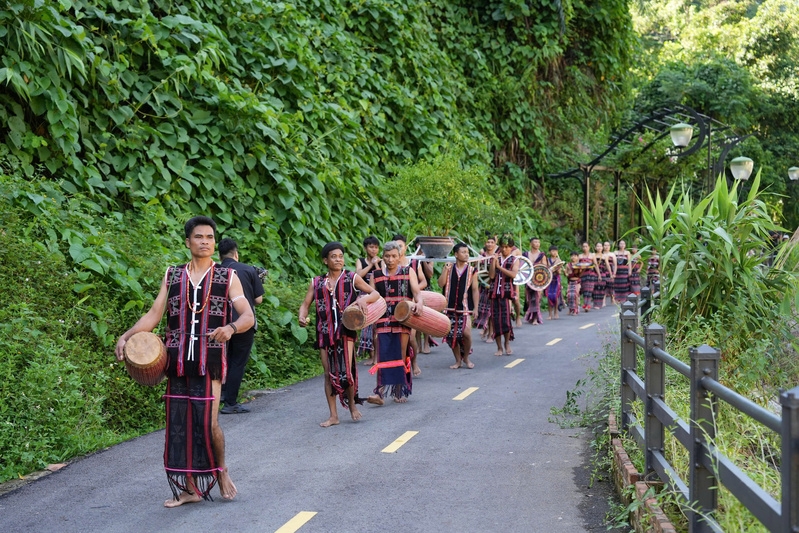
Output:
top-left (567, 279), bottom-right (580, 314)
top-left (443, 263), bottom-right (474, 348)
top-left (630, 260), bottom-right (642, 295)
top-left (594, 260), bottom-right (610, 307)
top-left (444, 313), bottom-right (470, 349)
top-left (373, 332), bottom-right (412, 399)
top-left (312, 270), bottom-right (361, 407)
top-left (614, 253), bottom-right (630, 302)
top-left (313, 270), bottom-right (357, 349)
top-left (491, 298), bottom-right (515, 340)
top-left (373, 266), bottom-right (411, 334)
top-left (164, 374), bottom-right (219, 501)
top-left (490, 255), bottom-right (517, 300)
top-left (164, 264), bottom-right (232, 382)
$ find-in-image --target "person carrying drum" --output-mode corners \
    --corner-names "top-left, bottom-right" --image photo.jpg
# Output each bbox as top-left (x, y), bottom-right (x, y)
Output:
top-left (489, 235), bottom-right (520, 356)
top-left (438, 242), bottom-right (480, 369)
top-left (115, 216), bottom-right (254, 508)
top-left (298, 242), bottom-right (381, 427)
top-left (356, 236), bottom-right (382, 367)
top-left (391, 233), bottom-right (427, 377)
top-left (366, 241), bottom-right (425, 405)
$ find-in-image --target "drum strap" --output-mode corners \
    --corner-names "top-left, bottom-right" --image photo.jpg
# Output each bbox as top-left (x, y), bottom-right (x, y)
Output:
top-left (368, 358), bottom-right (411, 375)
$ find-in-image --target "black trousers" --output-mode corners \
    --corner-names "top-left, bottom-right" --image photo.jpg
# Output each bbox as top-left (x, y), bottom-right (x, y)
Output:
top-left (222, 329), bottom-right (255, 406)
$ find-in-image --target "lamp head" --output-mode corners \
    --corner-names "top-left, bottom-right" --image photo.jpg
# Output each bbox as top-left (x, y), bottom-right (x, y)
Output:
top-left (730, 156), bottom-right (754, 181)
top-left (669, 123), bottom-right (693, 148)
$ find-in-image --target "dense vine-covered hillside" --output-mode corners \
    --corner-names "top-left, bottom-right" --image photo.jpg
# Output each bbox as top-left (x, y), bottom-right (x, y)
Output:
top-left (1, 0), bottom-right (635, 274)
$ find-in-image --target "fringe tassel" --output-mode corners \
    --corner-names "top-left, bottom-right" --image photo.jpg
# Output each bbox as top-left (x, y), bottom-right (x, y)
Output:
top-left (167, 472), bottom-right (218, 502)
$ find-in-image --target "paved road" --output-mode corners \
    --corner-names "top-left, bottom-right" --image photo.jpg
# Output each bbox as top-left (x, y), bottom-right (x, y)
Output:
top-left (0, 305), bottom-right (621, 533)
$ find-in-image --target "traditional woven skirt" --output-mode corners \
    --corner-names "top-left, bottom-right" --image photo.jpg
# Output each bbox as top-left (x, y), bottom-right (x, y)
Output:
top-left (326, 336), bottom-right (362, 408)
top-left (444, 312), bottom-right (470, 349)
top-left (474, 286), bottom-right (492, 329)
top-left (491, 298), bottom-right (515, 340)
top-left (357, 324), bottom-right (374, 357)
top-left (524, 286), bottom-right (543, 324)
top-left (567, 279), bottom-right (580, 313)
top-left (647, 270), bottom-right (660, 290)
top-left (581, 272), bottom-right (596, 300)
top-left (630, 269), bottom-right (641, 295)
top-left (614, 265), bottom-right (630, 302)
top-left (593, 271), bottom-right (607, 307)
top-left (373, 332), bottom-right (412, 399)
top-left (547, 275), bottom-right (562, 309)
top-left (164, 374), bottom-right (219, 501)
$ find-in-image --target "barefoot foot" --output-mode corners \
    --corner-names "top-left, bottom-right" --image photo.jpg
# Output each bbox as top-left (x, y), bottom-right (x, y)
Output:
top-left (449, 363), bottom-right (462, 369)
top-left (350, 407), bottom-right (362, 422)
top-left (164, 491), bottom-right (201, 508)
top-left (366, 395), bottom-right (384, 406)
top-left (464, 360), bottom-right (475, 369)
top-left (393, 397), bottom-right (408, 403)
top-left (320, 416), bottom-right (340, 428)
top-left (494, 350), bottom-right (503, 356)
top-left (412, 365), bottom-right (421, 377)
top-left (218, 468), bottom-right (237, 500)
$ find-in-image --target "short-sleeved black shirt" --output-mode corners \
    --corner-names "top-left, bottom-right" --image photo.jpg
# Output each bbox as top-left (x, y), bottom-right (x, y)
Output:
top-left (220, 257), bottom-right (266, 331)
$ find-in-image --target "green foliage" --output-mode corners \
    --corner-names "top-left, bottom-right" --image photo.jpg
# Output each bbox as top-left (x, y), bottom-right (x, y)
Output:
top-left (0, 0), bottom-right (637, 275)
top-left (630, 0), bottom-right (799, 229)
top-left (382, 154), bottom-right (504, 238)
top-left (640, 174), bottom-right (799, 385)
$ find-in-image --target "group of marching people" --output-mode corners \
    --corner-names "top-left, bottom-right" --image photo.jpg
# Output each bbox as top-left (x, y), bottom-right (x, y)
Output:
top-left (297, 233), bottom-right (530, 428)
top-left (297, 233), bottom-right (661, 428)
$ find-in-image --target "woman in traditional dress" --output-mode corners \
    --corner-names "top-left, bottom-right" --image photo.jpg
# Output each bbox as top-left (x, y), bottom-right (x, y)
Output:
top-left (546, 246), bottom-right (563, 320)
top-left (578, 242), bottom-right (597, 312)
top-left (629, 244), bottom-right (642, 296)
top-left (593, 242), bottom-right (611, 309)
top-left (603, 241), bottom-right (617, 304)
top-left (523, 237), bottom-right (547, 325)
top-left (613, 240), bottom-right (631, 303)
top-left (646, 247), bottom-right (660, 290)
top-left (565, 251), bottom-right (582, 315)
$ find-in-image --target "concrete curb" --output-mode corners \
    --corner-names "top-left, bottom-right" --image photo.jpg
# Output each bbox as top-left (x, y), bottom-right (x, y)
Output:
top-left (608, 413), bottom-right (678, 533)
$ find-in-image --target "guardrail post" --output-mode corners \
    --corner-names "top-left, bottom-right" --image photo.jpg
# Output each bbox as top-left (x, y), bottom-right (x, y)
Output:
top-left (689, 344), bottom-right (719, 532)
top-left (781, 385), bottom-right (799, 532)
top-left (644, 323), bottom-right (666, 476)
top-left (640, 286), bottom-right (651, 325)
top-left (620, 301), bottom-right (638, 432)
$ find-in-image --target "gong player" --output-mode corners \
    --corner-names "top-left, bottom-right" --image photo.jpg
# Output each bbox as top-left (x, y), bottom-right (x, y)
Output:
top-left (115, 216), bottom-right (254, 508)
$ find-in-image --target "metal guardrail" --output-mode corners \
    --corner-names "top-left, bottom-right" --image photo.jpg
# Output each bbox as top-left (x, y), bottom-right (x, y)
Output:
top-left (619, 287), bottom-right (799, 532)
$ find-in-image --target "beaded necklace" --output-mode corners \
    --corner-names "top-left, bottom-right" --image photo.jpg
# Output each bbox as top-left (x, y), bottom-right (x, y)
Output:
top-left (325, 270), bottom-right (343, 329)
top-left (186, 263), bottom-right (214, 314)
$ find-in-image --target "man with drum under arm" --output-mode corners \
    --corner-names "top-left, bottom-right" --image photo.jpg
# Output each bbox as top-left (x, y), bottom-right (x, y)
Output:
top-left (114, 216), bottom-right (253, 508)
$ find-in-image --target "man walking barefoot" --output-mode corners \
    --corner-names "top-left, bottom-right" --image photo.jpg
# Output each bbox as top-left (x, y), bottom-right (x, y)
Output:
top-left (115, 216), bottom-right (254, 507)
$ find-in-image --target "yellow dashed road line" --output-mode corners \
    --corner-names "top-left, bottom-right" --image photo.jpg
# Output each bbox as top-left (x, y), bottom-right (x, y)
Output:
top-left (381, 431), bottom-right (419, 453)
top-left (453, 387), bottom-right (479, 401)
top-left (275, 511), bottom-right (317, 533)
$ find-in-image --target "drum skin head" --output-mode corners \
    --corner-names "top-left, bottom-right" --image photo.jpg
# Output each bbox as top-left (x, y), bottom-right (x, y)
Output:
top-left (124, 331), bottom-right (164, 367)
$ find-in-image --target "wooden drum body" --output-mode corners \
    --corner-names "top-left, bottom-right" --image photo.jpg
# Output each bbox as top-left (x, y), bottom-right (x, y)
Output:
top-left (420, 290), bottom-right (447, 312)
top-left (342, 297), bottom-right (387, 331)
top-left (123, 331), bottom-right (167, 386)
top-left (393, 300), bottom-right (451, 337)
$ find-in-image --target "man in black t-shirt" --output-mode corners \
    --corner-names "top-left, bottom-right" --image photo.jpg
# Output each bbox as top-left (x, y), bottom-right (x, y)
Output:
top-left (218, 238), bottom-right (265, 413)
